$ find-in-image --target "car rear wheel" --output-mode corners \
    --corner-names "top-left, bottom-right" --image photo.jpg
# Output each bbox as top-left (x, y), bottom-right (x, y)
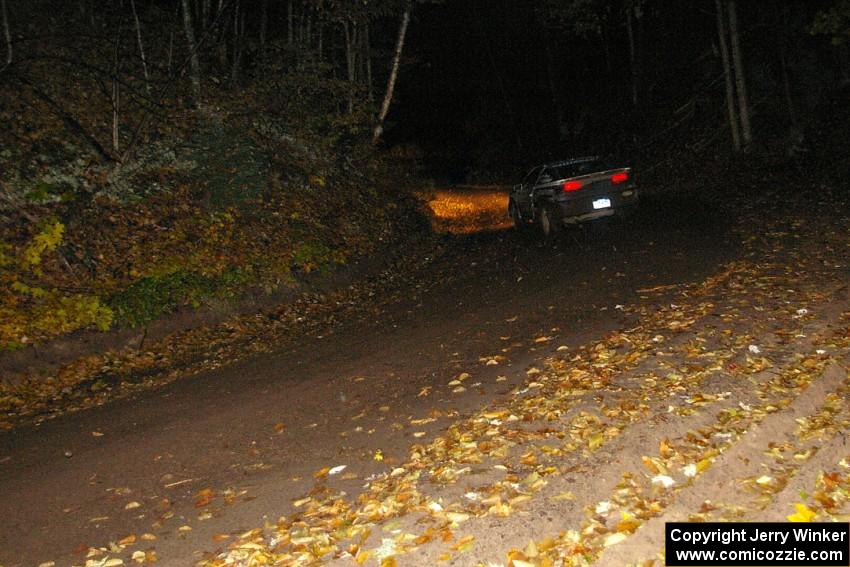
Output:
top-left (509, 200), bottom-right (528, 233)
top-left (538, 206), bottom-right (561, 239)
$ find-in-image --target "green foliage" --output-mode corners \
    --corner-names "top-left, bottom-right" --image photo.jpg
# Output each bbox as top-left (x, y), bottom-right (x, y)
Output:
top-left (0, 242), bottom-right (12, 268)
top-left (109, 270), bottom-right (212, 327)
top-left (24, 180), bottom-right (70, 203)
top-left (108, 267), bottom-right (251, 328)
top-left (810, 0), bottom-right (850, 44)
top-left (0, 220), bottom-right (114, 349)
top-left (291, 241), bottom-right (348, 273)
top-left (0, 290), bottom-right (113, 351)
top-left (22, 219), bottom-right (64, 272)
top-left (32, 292), bottom-right (113, 334)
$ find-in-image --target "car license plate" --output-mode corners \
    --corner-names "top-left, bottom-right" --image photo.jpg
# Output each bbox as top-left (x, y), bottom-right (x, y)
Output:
top-left (592, 198), bottom-right (611, 210)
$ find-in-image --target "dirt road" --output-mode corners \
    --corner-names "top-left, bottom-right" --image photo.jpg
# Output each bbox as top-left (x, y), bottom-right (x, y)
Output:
top-left (2, 189), bottom-right (848, 567)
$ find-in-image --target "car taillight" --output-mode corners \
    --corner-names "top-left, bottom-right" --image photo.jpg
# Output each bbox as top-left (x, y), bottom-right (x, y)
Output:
top-left (563, 180), bottom-right (583, 192)
top-left (611, 172), bottom-right (629, 184)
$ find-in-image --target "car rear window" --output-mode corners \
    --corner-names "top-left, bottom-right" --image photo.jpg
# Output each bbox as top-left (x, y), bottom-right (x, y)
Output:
top-left (549, 160), bottom-right (610, 180)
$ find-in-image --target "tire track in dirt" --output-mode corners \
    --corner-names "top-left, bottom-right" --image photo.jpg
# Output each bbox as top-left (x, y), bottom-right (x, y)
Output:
top-left (463, 326), bottom-right (844, 565)
top-left (597, 362), bottom-right (849, 566)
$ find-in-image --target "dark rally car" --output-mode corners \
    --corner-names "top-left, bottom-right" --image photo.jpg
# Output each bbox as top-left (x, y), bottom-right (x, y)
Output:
top-left (508, 157), bottom-right (638, 237)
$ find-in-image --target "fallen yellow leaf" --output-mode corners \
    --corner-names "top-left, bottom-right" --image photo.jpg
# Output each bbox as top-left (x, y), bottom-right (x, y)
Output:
top-left (787, 502), bottom-right (817, 522)
top-left (451, 534), bottom-right (475, 552)
top-left (550, 491), bottom-right (575, 501)
top-left (604, 532), bottom-right (628, 547)
top-left (194, 488), bottom-right (214, 508)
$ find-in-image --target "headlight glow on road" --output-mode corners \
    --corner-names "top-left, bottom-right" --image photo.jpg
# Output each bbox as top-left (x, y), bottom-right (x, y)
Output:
top-left (419, 187), bottom-right (511, 234)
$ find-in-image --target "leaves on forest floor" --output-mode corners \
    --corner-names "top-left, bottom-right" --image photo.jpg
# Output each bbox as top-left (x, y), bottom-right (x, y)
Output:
top-left (196, 199), bottom-right (850, 567)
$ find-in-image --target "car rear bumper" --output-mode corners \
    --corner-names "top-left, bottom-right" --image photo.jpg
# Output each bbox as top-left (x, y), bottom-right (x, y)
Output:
top-left (555, 188), bottom-right (638, 223)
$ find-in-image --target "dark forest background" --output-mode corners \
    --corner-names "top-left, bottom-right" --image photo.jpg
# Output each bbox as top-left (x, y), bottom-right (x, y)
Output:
top-left (0, 1), bottom-right (847, 180)
top-left (392, 0), bottom-right (849, 180)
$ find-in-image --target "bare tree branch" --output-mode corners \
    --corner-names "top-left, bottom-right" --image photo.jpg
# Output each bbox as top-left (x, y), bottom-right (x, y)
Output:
top-left (16, 74), bottom-right (115, 163)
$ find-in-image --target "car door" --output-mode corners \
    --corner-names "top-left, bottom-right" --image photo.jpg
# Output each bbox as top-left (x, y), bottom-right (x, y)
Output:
top-left (515, 166), bottom-right (543, 216)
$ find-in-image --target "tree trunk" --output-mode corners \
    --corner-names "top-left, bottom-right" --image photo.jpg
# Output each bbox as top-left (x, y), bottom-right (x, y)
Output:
top-left (356, 20), bottom-right (365, 90)
top-left (167, 1), bottom-right (178, 76)
top-left (373, 4), bottom-right (411, 145)
top-left (287, 0), bottom-right (293, 46)
top-left (130, 0), bottom-right (150, 95)
top-left (715, 0), bottom-right (741, 152)
top-left (79, 0), bottom-right (94, 27)
top-left (205, 0), bottom-right (214, 30)
top-left (231, 0), bottom-right (242, 84)
top-left (112, 6), bottom-right (122, 155)
top-left (778, 5), bottom-right (796, 129)
top-left (539, 18), bottom-right (564, 141)
top-left (1, 0), bottom-right (10, 68)
top-left (298, 8), bottom-right (304, 46)
top-left (364, 19), bottom-right (373, 102)
top-left (600, 27), bottom-right (612, 77)
top-left (345, 21), bottom-right (357, 84)
top-left (180, 0), bottom-right (202, 105)
top-left (112, 77), bottom-right (120, 154)
top-left (475, 3), bottom-right (522, 152)
top-left (727, 0), bottom-right (752, 148)
top-left (167, 28), bottom-right (174, 75)
top-left (317, 23), bottom-right (323, 63)
top-left (625, 1), bottom-right (639, 108)
top-left (259, 0), bottom-right (267, 59)
top-left (636, 3), bottom-right (646, 104)
top-left (780, 48), bottom-right (796, 128)
top-left (216, 3), bottom-right (228, 70)
top-left (343, 20), bottom-right (359, 113)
